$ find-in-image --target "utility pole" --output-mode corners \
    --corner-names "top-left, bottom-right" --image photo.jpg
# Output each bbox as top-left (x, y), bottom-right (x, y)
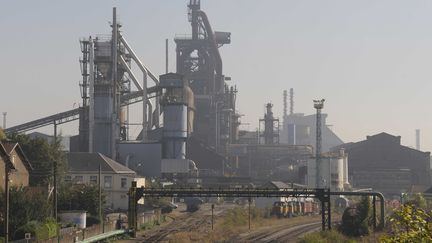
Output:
top-left (52, 121), bottom-right (59, 242)
top-left (53, 161), bottom-right (58, 242)
top-left (313, 99), bottom-right (325, 188)
top-left (211, 204), bottom-right (214, 230)
top-left (99, 162), bottom-right (103, 233)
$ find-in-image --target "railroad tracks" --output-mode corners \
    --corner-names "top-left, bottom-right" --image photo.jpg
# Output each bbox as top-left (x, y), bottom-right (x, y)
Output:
top-left (234, 221), bottom-right (321, 243)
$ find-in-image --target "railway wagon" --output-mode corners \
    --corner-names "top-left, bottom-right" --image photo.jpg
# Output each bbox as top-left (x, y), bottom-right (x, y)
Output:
top-left (302, 201), bottom-right (315, 215)
top-left (271, 201), bottom-right (288, 217)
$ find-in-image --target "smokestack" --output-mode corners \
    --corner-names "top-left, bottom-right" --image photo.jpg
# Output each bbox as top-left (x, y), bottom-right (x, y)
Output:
top-left (165, 38), bottom-right (169, 73)
top-left (283, 90), bottom-right (287, 118)
top-left (2, 112), bottom-right (6, 129)
top-left (290, 88), bottom-right (294, 115)
top-left (416, 129), bottom-right (420, 150)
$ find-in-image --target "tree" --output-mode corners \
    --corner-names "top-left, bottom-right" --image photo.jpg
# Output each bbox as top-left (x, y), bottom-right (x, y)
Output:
top-left (7, 133), bottom-right (67, 186)
top-left (0, 128), bottom-right (6, 141)
top-left (0, 186), bottom-right (52, 240)
top-left (58, 184), bottom-right (105, 216)
top-left (381, 204), bottom-right (432, 242)
top-left (340, 196), bottom-right (372, 236)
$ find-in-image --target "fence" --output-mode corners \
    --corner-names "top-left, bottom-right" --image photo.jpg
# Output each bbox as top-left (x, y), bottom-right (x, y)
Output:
top-left (11, 221), bottom-right (117, 243)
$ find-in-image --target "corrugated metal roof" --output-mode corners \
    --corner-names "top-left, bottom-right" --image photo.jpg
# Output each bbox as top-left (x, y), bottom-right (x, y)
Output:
top-left (67, 152), bottom-right (136, 174)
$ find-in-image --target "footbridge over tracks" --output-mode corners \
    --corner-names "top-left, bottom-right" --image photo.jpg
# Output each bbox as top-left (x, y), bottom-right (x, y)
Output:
top-left (128, 182), bottom-right (385, 234)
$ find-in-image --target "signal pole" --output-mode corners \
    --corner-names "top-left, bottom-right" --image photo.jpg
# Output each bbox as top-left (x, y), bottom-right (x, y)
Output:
top-left (313, 99), bottom-right (325, 188)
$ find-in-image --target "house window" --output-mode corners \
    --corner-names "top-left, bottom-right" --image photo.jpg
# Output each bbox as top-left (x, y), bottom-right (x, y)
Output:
top-left (74, 176), bottom-right (83, 184)
top-left (64, 176), bottom-right (72, 183)
top-left (104, 176), bottom-right (112, 188)
top-left (90, 176), bottom-right (98, 184)
top-left (121, 178), bottom-right (127, 188)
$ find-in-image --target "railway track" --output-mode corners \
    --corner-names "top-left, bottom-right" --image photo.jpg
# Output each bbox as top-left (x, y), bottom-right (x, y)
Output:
top-left (234, 221), bottom-right (321, 243)
top-left (142, 211), bottom-right (210, 242)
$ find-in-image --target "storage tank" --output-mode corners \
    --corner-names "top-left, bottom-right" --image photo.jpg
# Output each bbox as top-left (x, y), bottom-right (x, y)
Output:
top-left (163, 104), bottom-right (188, 159)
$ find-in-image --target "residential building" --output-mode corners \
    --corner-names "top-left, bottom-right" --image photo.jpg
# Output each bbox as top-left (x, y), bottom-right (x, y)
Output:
top-left (66, 152), bottom-right (145, 210)
top-left (0, 141), bottom-right (32, 190)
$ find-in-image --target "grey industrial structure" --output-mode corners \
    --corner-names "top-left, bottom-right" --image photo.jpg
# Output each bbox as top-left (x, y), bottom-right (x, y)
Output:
top-left (4, 0), bottom-right (430, 199)
top-left (5, 1), bottom-right (239, 180)
top-left (331, 132), bottom-right (431, 196)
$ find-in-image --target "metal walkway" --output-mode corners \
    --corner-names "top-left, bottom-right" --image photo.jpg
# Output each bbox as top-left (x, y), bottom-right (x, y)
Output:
top-left (4, 87), bottom-right (159, 135)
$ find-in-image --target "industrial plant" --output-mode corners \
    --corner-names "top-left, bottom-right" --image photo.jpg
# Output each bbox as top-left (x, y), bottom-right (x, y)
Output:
top-left (2, 0), bottom-right (432, 241)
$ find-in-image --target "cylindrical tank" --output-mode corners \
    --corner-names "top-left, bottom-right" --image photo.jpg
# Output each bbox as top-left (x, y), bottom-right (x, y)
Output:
top-left (163, 104), bottom-right (188, 159)
top-left (163, 104), bottom-right (187, 138)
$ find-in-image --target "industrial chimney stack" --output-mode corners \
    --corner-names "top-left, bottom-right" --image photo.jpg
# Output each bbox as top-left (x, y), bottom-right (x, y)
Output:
top-left (2, 112), bottom-right (6, 129)
top-left (416, 129), bottom-right (420, 150)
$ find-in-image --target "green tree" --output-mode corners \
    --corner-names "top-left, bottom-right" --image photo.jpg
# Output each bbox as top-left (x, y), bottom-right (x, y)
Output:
top-left (0, 186), bottom-right (52, 240)
top-left (58, 184), bottom-right (105, 216)
top-left (340, 196), bottom-right (372, 236)
top-left (381, 204), bottom-right (432, 242)
top-left (0, 128), bottom-right (6, 141)
top-left (7, 133), bottom-right (67, 186)
top-left (406, 193), bottom-right (428, 209)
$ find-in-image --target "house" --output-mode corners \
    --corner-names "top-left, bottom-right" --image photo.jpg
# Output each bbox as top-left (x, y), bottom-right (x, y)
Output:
top-left (331, 132), bottom-right (431, 196)
top-left (66, 152), bottom-right (145, 210)
top-left (0, 141), bottom-right (33, 190)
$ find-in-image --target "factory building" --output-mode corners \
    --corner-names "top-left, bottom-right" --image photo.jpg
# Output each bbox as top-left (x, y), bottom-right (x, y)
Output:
top-left (281, 89), bottom-right (343, 152)
top-left (282, 113), bottom-right (343, 152)
top-left (306, 150), bottom-right (349, 191)
top-left (331, 132), bottom-right (431, 196)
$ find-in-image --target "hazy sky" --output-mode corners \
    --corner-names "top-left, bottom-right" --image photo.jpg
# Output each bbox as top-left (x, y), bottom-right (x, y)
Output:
top-left (1, 0), bottom-right (432, 152)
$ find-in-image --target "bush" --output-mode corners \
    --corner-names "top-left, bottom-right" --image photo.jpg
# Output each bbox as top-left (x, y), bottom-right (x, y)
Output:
top-left (339, 196), bottom-right (371, 236)
top-left (14, 221), bottom-right (38, 240)
top-left (35, 219), bottom-right (57, 240)
top-left (299, 230), bottom-right (355, 243)
top-left (14, 219), bottom-right (57, 241)
top-left (86, 216), bottom-right (101, 227)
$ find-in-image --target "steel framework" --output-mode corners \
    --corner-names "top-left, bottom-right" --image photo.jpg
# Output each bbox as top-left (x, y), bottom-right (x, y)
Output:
top-left (128, 183), bottom-right (386, 233)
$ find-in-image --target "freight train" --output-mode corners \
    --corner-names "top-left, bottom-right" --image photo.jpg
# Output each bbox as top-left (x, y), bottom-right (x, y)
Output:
top-left (271, 199), bottom-right (319, 218)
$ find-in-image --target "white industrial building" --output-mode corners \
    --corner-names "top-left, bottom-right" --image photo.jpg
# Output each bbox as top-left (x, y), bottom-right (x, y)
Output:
top-left (306, 149), bottom-right (349, 191)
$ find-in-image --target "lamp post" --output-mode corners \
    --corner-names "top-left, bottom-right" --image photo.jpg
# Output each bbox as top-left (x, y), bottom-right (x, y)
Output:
top-left (313, 99), bottom-right (325, 188)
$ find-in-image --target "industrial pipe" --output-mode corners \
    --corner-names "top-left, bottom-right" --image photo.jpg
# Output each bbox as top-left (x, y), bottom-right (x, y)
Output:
top-left (196, 10), bottom-right (223, 92)
top-left (119, 36), bottom-right (159, 84)
top-left (330, 191), bottom-right (385, 229)
top-left (142, 71), bottom-right (148, 141)
top-left (119, 56), bottom-right (142, 91)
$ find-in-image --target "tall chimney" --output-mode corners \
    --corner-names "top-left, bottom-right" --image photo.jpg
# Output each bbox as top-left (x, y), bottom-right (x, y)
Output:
top-left (2, 112), bottom-right (6, 129)
top-left (416, 129), bottom-right (420, 150)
